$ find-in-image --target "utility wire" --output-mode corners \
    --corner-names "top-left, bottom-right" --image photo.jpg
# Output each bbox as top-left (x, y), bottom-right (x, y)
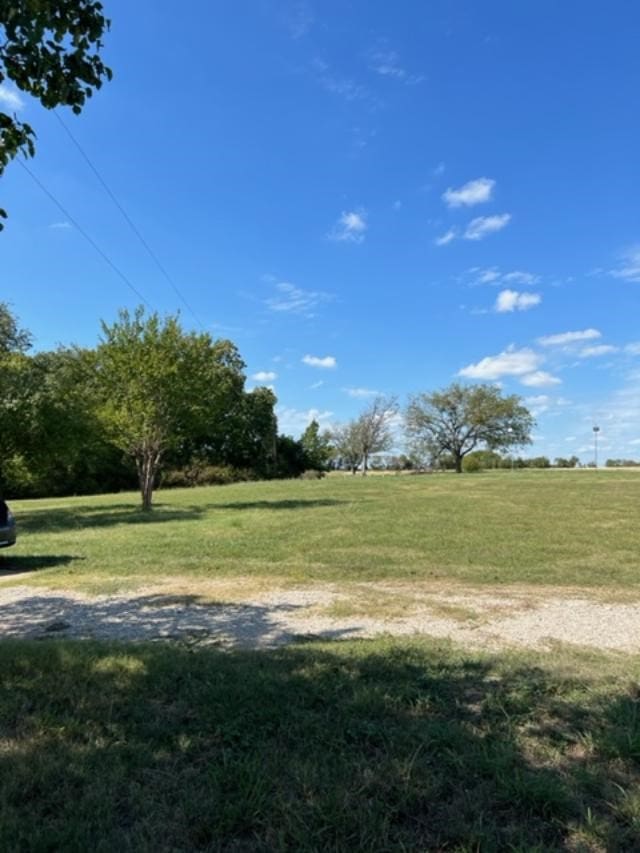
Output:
top-left (18, 158), bottom-right (154, 311)
top-left (53, 110), bottom-right (204, 330)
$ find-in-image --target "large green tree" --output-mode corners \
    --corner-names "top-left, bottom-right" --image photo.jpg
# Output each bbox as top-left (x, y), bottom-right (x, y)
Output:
top-left (405, 383), bottom-right (534, 474)
top-left (300, 419), bottom-right (333, 471)
top-left (0, 0), bottom-right (112, 227)
top-left (96, 308), bottom-right (245, 510)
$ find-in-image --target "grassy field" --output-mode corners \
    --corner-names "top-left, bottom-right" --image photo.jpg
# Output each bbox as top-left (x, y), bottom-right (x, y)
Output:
top-left (2, 472), bottom-right (640, 850)
top-left (2, 469), bottom-right (640, 593)
top-left (1, 637), bottom-right (639, 851)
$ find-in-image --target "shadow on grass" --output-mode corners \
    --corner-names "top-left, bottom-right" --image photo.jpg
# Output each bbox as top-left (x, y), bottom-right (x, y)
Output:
top-left (16, 504), bottom-right (206, 534)
top-left (0, 638), bottom-right (637, 850)
top-left (0, 591), bottom-right (358, 647)
top-left (0, 554), bottom-right (82, 575)
top-left (215, 498), bottom-right (346, 511)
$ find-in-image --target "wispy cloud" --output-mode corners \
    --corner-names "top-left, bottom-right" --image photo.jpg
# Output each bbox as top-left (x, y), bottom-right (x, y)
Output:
top-left (312, 59), bottom-right (374, 105)
top-left (435, 227), bottom-right (458, 246)
top-left (343, 387), bottom-right (380, 398)
top-left (0, 84), bottom-right (25, 111)
top-left (442, 177), bottom-right (495, 208)
top-left (469, 267), bottom-right (539, 286)
top-left (495, 289), bottom-right (541, 313)
top-left (284, 1), bottom-right (314, 39)
top-left (252, 371), bottom-right (278, 382)
top-left (609, 246), bottom-right (640, 283)
top-left (625, 342), bottom-right (640, 355)
top-left (48, 221), bottom-right (72, 230)
top-left (309, 380), bottom-right (325, 389)
top-left (459, 346), bottom-right (541, 380)
top-left (265, 281), bottom-right (332, 318)
top-left (276, 406), bottom-right (333, 436)
top-left (538, 328), bottom-right (601, 347)
top-left (579, 344), bottom-right (619, 358)
top-left (367, 49), bottom-right (424, 85)
top-left (329, 210), bottom-right (367, 244)
top-left (464, 214), bottom-right (511, 241)
top-left (520, 371), bottom-right (562, 387)
top-left (302, 354), bottom-right (337, 369)
top-left (432, 162), bottom-right (446, 177)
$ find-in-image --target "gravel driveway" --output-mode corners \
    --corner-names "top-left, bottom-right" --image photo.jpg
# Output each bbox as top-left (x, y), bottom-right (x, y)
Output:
top-left (1, 581), bottom-right (639, 653)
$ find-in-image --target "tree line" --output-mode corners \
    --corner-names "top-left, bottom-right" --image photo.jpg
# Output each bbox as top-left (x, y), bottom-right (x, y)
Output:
top-left (1, 304), bottom-right (542, 509)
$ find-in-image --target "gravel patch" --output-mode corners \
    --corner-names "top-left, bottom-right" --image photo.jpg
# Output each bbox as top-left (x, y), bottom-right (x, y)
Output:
top-left (1, 582), bottom-right (639, 652)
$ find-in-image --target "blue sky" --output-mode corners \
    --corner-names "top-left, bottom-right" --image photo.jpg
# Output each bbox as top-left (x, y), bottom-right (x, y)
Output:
top-left (2, 0), bottom-right (640, 461)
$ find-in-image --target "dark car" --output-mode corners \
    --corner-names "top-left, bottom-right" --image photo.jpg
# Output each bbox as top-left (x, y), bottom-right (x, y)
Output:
top-left (0, 500), bottom-right (16, 548)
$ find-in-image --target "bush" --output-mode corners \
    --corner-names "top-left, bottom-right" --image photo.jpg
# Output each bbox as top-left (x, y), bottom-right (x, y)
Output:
top-left (163, 465), bottom-right (255, 488)
top-left (299, 469), bottom-right (325, 480)
top-left (462, 456), bottom-right (482, 473)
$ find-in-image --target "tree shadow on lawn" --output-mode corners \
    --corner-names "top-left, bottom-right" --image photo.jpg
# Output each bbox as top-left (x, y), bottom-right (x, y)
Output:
top-left (0, 554), bottom-right (83, 575)
top-left (214, 498), bottom-right (347, 511)
top-left (0, 637), bottom-right (637, 851)
top-left (0, 591), bottom-right (358, 647)
top-left (17, 504), bottom-right (206, 534)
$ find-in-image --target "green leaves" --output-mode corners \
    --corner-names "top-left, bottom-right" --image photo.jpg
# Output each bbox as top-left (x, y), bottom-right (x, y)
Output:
top-left (1, 1), bottom-right (112, 227)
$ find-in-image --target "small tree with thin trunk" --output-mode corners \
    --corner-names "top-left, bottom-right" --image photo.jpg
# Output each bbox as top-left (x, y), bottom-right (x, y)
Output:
top-left (331, 421), bottom-right (363, 474)
top-left (405, 383), bottom-right (534, 473)
top-left (96, 307), bottom-right (244, 510)
top-left (356, 396), bottom-right (397, 475)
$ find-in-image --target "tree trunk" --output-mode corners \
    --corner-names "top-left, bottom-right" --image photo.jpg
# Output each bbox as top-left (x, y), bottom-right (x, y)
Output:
top-left (362, 452), bottom-right (368, 476)
top-left (455, 453), bottom-right (463, 474)
top-left (137, 448), bottom-right (162, 510)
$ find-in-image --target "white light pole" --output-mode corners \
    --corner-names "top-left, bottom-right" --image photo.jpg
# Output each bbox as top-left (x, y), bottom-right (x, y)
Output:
top-left (593, 425), bottom-right (600, 468)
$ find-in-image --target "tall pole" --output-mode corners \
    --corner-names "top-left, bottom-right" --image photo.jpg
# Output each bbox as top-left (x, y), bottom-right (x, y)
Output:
top-left (593, 425), bottom-right (600, 468)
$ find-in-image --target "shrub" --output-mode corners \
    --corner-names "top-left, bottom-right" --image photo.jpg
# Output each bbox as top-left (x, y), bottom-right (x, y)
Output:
top-left (162, 465), bottom-right (255, 488)
top-left (462, 456), bottom-right (482, 473)
top-left (299, 469), bottom-right (325, 480)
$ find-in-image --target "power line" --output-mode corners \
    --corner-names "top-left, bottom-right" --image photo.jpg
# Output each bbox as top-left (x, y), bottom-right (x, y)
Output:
top-left (18, 158), bottom-right (154, 311)
top-left (53, 110), bottom-right (204, 330)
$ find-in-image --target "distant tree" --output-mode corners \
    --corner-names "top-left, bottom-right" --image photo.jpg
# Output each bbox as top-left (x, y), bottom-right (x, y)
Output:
top-left (356, 396), bottom-right (397, 476)
top-left (406, 383), bottom-right (534, 474)
top-left (300, 419), bottom-right (333, 471)
top-left (554, 456), bottom-right (579, 469)
top-left (0, 1), bottom-right (112, 228)
top-left (96, 307), bottom-right (245, 510)
top-left (273, 435), bottom-right (308, 478)
top-left (331, 422), bottom-right (363, 474)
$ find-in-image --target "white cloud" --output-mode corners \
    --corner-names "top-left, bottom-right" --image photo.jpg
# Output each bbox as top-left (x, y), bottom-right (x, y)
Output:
top-left (625, 342), bottom-right (640, 355)
top-left (538, 328), bottom-right (601, 347)
top-left (609, 246), bottom-right (640, 283)
top-left (302, 354), bottom-right (337, 369)
top-left (470, 267), bottom-right (539, 287)
top-left (435, 227), bottom-right (458, 246)
top-left (251, 371), bottom-right (278, 382)
top-left (502, 270), bottom-right (539, 285)
top-left (329, 210), bottom-right (367, 243)
top-left (464, 214), bottom-right (511, 241)
top-left (459, 346), bottom-right (541, 380)
top-left (265, 281), bottom-right (332, 318)
top-left (525, 395), bottom-right (554, 415)
top-left (49, 221), bottom-right (72, 230)
top-left (579, 345), bottom-right (619, 358)
top-left (0, 84), bottom-right (25, 111)
top-left (442, 177), bottom-right (495, 208)
top-left (344, 387), bottom-right (379, 398)
top-left (309, 380), bottom-right (324, 389)
top-left (495, 289), bottom-right (541, 313)
top-left (276, 406), bottom-right (333, 437)
top-left (520, 371), bottom-right (562, 387)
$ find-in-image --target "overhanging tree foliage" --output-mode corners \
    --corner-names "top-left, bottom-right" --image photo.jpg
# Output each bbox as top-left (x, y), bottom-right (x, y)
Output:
top-left (96, 308), bottom-right (246, 510)
top-left (0, 0), bottom-right (112, 228)
top-left (405, 383), bottom-right (534, 473)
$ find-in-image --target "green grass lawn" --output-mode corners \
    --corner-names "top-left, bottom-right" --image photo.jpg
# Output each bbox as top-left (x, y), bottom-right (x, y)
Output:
top-left (2, 472), bottom-right (640, 850)
top-left (3, 470), bottom-right (640, 592)
top-left (1, 637), bottom-right (639, 851)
